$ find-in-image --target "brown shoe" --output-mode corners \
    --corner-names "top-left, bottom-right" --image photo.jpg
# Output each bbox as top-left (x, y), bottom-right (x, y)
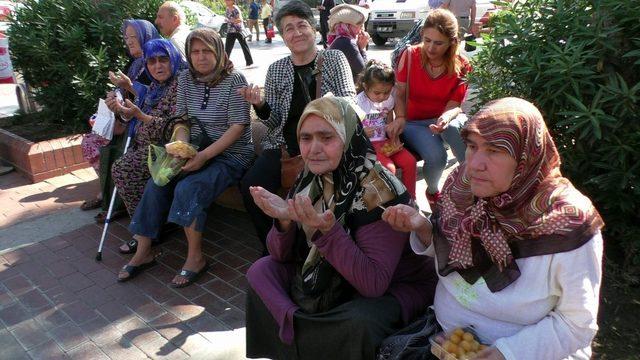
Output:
top-left (95, 209), bottom-right (128, 224)
top-left (80, 198), bottom-right (102, 211)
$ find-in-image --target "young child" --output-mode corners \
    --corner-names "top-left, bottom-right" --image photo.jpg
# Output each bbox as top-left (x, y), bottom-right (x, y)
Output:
top-left (355, 60), bottom-right (417, 198)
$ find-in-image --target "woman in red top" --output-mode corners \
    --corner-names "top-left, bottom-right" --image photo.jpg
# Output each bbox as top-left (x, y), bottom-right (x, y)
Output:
top-left (391, 9), bottom-right (471, 209)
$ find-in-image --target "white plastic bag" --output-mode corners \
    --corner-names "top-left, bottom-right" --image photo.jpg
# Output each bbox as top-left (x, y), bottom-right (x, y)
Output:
top-left (91, 99), bottom-right (115, 140)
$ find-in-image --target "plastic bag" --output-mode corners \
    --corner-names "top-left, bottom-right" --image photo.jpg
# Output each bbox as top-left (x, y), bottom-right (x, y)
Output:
top-left (91, 99), bottom-right (116, 140)
top-left (148, 144), bottom-right (188, 186)
top-left (266, 22), bottom-right (275, 39)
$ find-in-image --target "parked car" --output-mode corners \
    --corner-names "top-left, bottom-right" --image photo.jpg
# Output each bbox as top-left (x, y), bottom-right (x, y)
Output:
top-left (366, 0), bottom-right (430, 46)
top-left (181, 0), bottom-right (227, 37)
top-left (367, 0), bottom-right (497, 47)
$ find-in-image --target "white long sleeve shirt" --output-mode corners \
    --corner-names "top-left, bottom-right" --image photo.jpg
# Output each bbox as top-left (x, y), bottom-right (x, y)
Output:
top-left (411, 231), bottom-right (603, 360)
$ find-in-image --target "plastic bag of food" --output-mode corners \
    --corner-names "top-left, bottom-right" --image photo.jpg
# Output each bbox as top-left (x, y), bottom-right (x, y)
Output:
top-left (148, 123), bottom-right (197, 186)
top-left (148, 144), bottom-right (188, 186)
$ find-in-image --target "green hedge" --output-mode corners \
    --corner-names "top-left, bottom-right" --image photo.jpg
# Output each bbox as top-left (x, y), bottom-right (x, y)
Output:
top-left (469, 0), bottom-right (640, 269)
top-left (8, 0), bottom-right (164, 132)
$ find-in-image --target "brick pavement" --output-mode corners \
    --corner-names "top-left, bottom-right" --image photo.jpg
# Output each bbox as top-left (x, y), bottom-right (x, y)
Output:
top-left (0, 167), bottom-right (98, 229)
top-left (0, 151), bottom-right (451, 359)
top-left (1, 194), bottom-right (262, 359)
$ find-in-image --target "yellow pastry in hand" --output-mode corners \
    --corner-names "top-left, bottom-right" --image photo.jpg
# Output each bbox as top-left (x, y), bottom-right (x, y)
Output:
top-left (165, 141), bottom-right (197, 159)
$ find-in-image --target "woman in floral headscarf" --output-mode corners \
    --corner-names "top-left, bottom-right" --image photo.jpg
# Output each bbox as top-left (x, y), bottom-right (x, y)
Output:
top-left (380, 97), bottom-right (604, 360)
top-left (109, 39), bottom-right (185, 221)
top-left (245, 96), bottom-right (437, 360)
top-left (80, 19), bottom-right (160, 219)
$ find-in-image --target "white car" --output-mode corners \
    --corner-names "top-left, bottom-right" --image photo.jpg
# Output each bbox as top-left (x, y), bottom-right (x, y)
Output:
top-left (367, 0), bottom-right (497, 47)
top-left (180, 1), bottom-right (228, 37)
top-left (367, 0), bottom-right (431, 46)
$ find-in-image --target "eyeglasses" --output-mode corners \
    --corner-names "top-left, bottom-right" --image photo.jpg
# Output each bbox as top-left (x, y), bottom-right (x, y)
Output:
top-left (146, 56), bottom-right (170, 65)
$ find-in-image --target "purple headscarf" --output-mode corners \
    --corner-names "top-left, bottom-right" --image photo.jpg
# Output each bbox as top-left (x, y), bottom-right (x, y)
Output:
top-left (121, 19), bottom-right (161, 82)
top-left (137, 39), bottom-right (186, 112)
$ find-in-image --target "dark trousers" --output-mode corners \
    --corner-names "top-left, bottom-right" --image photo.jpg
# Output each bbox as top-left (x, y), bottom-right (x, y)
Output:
top-left (99, 134), bottom-right (125, 212)
top-left (225, 32), bottom-right (254, 66)
top-left (262, 18), bottom-right (271, 41)
top-left (239, 149), bottom-right (282, 251)
top-left (319, 15), bottom-right (329, 44)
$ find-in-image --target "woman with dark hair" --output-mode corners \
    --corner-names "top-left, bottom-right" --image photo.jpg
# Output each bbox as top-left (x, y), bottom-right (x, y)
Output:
top-left (80, 19), bottom-right (159, 219)
top-left (238, 0), bottom-right (356, 251)
top-left (392, 9), bottom-right (471, 210)
top-left (118, 28), bottom-right (254, 287)
top-left (380, 98), bottom-right (604, 360)
top-left (245, 96), bottom-right (437, 360)
top-left (224, 0), bottom-right (254, 67)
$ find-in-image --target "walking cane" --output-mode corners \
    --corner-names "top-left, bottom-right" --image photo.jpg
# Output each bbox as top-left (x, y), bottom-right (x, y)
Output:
top-left (96, 119), bottom-right (137, 261)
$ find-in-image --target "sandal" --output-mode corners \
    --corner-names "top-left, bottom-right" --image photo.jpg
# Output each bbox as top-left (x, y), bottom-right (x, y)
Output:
top-left (117, 259), bottom-right (157, 282)
top-left (119, 223), bottom-right (181, 254)
top-left (170, 262), bottom-right (209, 288)
top-left (80, 198), bottom-right (102, 211)
top-left (119, 239), bottom-right (140, 254)
top-left (95, 209), bottom-right (128, 224)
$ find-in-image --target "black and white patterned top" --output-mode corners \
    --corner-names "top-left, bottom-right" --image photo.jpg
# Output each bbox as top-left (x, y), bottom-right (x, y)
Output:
top-left (260, 49), bottom-right (357, 150)
top-left (174, 70), bottom-right (255, 168)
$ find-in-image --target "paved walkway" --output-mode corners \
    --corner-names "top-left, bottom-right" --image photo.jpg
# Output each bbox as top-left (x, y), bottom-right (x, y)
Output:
top-left (0, 169), bottom-right (262, 359)
top-left (0, 128), bottom-right (456, 359)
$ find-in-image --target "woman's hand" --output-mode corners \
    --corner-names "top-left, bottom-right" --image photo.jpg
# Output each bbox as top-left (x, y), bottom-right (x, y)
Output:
top-left (108, 70), bottom-right (132, 90)
top-left (383, 204), bottom-right (434, 247)
top-left (357, 31), bottom-right (370, 50)
top-left (431, 107), bottom-right (461, 134)
top-left (119, 99), bottom-right (144, 121)
top-left (104, 91), bottom-right (122, 114)
top-left (288, 195), bottom-right (336, 234)
top-left (430, 114), bottom-right (451, 134)
top-left (250, 186), bottom-right (290, 220)
top-left (181, 151), bottom-right (209, 172)
top-left (386, 117), bottom-right (406, 139)
top-left (382, 204), bottom-right (426, 233)
top-left (474, 347), bottom-right (506, 360)
top-left (237, 84), bottom-right (265, 108)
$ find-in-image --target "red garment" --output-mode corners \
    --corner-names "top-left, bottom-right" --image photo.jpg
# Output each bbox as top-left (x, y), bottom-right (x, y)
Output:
top-left (396, 47), bottom-right (471, 120)
top-left (372, 141), bottom-right (417, 198)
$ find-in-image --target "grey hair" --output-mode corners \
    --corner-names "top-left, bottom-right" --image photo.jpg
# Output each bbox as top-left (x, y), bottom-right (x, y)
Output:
top-left (160, 1), bottom-right (186, 23)
top-left (274, 0), bottom-right (316, 34)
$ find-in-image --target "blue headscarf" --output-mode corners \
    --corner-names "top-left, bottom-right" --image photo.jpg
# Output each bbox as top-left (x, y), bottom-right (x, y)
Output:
top-left (122, 19), bottom-right (161, 82)
top-left (137, 39), bottom-right (186, 112)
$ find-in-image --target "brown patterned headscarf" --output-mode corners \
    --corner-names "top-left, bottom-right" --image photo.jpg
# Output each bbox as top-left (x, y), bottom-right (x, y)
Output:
top-left (185, 28), bottom-right (234, 87)
top-left (433, 97), bottom-right (604, 292)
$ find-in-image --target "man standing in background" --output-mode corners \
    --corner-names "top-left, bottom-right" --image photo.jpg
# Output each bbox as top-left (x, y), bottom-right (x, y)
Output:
top-left (442, 0), bottom-right (476, 39)
top-left (155, 1), bottom-right (191, 59)
top-left (317, 0), bottom-right (335, 48)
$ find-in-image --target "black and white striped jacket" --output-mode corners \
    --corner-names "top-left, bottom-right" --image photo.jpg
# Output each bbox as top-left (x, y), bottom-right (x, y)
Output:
top-left (260, 49), bottom-right (356, 150)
